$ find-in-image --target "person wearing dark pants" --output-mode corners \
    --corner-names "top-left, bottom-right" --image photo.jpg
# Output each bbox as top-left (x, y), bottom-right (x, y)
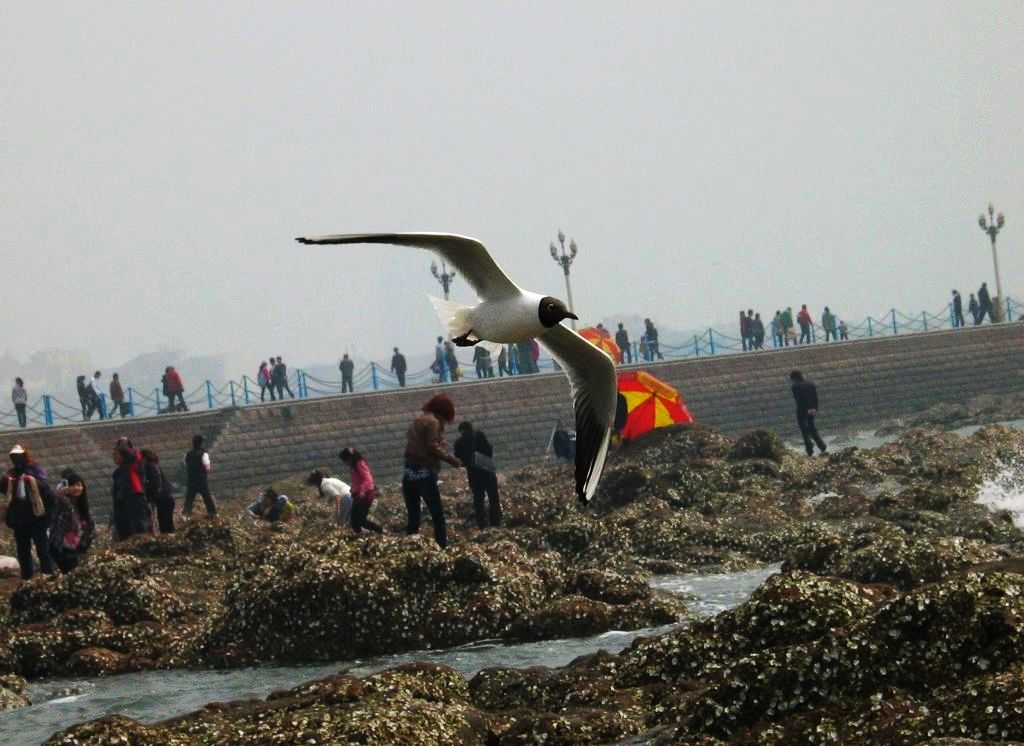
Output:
top-left (339, 448), bottom-right (383, 534)
top-left (391, 347), bottom-right (407, 387)
top-left (111, 438), bottom-right (148, 539)
top-left (790, 370), bottom-right (827, 456)
top-left (952, 290), bottom-right (965, 328)
top-left (339, 354), bottom-right (355, 393)
top-left (454, 422), bottom-right (502, 529)
top-left (401, 394), bottom-right (463, 549)
top-left (141, 449), bottom-right (175, 534)
top-left (2, 444), bottom-right (55, 578)
top-left (183, 434), bottom-right (217, 518)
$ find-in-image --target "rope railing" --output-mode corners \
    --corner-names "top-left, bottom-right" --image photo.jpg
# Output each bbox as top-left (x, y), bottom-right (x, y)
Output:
top-left (2, 297), bottom-right (1019, 431)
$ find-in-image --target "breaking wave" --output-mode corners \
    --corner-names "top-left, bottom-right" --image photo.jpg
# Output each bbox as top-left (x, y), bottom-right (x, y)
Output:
top-left (976, 458), bottom-right (1024, 530)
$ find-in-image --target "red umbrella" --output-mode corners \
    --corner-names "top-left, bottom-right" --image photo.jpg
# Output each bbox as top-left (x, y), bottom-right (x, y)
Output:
top-left (578, 326), bottom-right (621, 362)
top-left (616, 370), bottom-right (693, 439)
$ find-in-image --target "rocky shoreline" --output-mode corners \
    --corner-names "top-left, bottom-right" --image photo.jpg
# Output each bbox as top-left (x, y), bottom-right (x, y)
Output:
top-left (2, 421), bottom-right (1023, 743)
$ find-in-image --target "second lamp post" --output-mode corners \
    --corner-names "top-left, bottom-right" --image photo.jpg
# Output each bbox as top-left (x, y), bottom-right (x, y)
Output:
top-left (549, 229), bottom-right (578, 330)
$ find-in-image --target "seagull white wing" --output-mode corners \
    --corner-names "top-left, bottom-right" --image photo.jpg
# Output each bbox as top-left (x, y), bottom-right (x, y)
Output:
top-left (296, 232), bottom-right (521, 301)
top-left (539, 323), bottom-right (617, 504)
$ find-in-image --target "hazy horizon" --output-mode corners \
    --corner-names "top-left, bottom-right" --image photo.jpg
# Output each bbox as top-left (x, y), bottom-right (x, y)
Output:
top-left (4, 2), bottom-right (1021, 380)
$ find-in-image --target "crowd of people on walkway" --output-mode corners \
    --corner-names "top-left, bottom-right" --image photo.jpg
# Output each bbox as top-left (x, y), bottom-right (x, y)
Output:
top-left (0, 431), bottom-right (219, 580)
top-left (737, 306), bottom-right (850, 350)
top-left (951, 283), bottom-right (998, 326)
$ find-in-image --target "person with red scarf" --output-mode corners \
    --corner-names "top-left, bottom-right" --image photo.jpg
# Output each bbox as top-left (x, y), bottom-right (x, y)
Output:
top-left (112, 437), bottom-right (148, 539)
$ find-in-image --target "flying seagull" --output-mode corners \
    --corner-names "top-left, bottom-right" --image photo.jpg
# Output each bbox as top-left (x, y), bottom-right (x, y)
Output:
top-left (295, 232), bottom-right (617, 503)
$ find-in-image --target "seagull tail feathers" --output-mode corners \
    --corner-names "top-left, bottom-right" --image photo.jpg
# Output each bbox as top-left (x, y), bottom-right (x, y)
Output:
top-left (429, 296), bottom-right (473, 338)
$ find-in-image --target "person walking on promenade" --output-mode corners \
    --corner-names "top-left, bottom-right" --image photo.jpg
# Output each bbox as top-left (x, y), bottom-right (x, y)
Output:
top-left (273, 357), bottom-right (295, 399)
top-left (821, 307), bottom-right (838, 342)
top-left (2, 444), bottom-right (54, 579)
top-left (473, 346), bottom-right (494, 378)
top-left (454, 421), bottom-right (502, 529)
top-left (183, 434), bottom-right (216, 520)
top-left (790, 370), bottom-right (828, 457)
top-left (497, 346), bottom-right (510, 376)
top-left (968, 293), bottom-right (980, 325)
top-left (258, 361), bottom-right (275, 401)
top-left (402, 394), bottom-right (462, 549)
top-left (739, 311), bottom-right (750, 351)
top-left (306, 468), bottom-right (352, 526)
top-left (141, 449), bottom-right (175, 534)
top-left (339, 354), bottom-right (355, 393)
top-left (951, 290), bottom-right (965, 328)
top-left (644, 319), bottom-right (664, 360)
top-left (109, 373), bottom-right (128, 418)
top-left (76, 375), bottom-right (93, 420)
top-left (444, 341), bottom-right (462, 381)
top-left (978, 282), bottom-right (994, 323)
top-left (752, 313), bottom-right (765, 349)
top-left (838, 319), bottom-right (850, 340)
top-left (770, 311), bottom-right (783, 348)
top-left (391, 347), bottom-right (407, 387)
top-left (90, 371), bottom-right (106, 419)
top-left (164, 366), bottom-right (187, 412)
top-left (615, 323), bottom-right (632, 363)
top-left (112, 436), bottom-right (148, 540)
top-left (339, 448), bottom-right (384, 534)
top-left (780, 307), bottom-right (795, 346)
top-left (50, 469), bottom-right (95, 572)
top-left (11, 378), bottom-right (28, 428)
top-left (797, 305), bottom-right (813, 344)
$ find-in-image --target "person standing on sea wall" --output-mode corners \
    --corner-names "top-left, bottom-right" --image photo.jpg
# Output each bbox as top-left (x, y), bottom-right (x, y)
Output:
top-left (11, 378), bottom-right (28, 428)
top-left (391, 347), bottom-right (407, 387)
top-left (952, 290), bottom-right (965, 328)
top-left (339, 354), bottom-right (355, 393)
top-left (790, 370), bottom-right (828, 457)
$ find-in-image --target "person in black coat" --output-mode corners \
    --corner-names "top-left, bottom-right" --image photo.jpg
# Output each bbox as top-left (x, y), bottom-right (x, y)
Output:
top-left (2, 444), bottom-right (55, 579)
top-left (951, 290), bottom-right (965, 328)
top-left (790, 370), bottom-right (827, 457)
top-left (453, 422), bottom-right (501, 529)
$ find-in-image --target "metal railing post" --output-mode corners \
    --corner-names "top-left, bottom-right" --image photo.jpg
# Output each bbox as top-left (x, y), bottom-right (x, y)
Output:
top-left (891, 309), bottom-right (898, 335)
top-left (708, 329), bottom-right (716, 355)
top-left (1007, 298), bottom-right (1014, 322)
top-left (243, 377), bottom-right (250, 405)
top-left (949, 303), bottom-right (955, 327)
top-left (693, 335), bottom-right (700, 358)
top-left (127, 387), bottom-right (136, 417)
top-left (921, 311), bottom-right (928, 331)
top-left (99, 393), bottom-right (108, 420)
top-left (43, 395), bottom-right (53, 426)
top-left (371, 362), bottom-right (379, 390)
top-left (867, 317), bottom-right (874, 337)
top-left (155, 389), bottom-right (162, 413)
top-left (229, 381), bottom-right (237, 407)
top-left (206, 380), bottom-right (214, 409)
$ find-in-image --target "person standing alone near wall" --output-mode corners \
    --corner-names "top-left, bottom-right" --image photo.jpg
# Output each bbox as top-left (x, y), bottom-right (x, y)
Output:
top-left (11, 378), bottom-right (27, 428)
top-left (454, 421), bottom-right (502, 529)
top-left (951, 290), bottom-right (965, 328)
top-left (391, 347), bottom-right (407, 387)
top-left (790, 370), bottom-right (828, 457)
top-left (339, 354), bottom-right (355, 393)
top-left (183, 434), bottom-right (216, 520)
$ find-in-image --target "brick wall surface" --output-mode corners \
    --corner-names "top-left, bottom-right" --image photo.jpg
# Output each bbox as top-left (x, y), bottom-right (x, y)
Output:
top-left (7, 324), bottom-right (1023, 507)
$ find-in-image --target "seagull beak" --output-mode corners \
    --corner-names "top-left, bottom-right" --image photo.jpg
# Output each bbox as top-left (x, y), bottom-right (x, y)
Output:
top-left (566, 312), bottom-right (579, 321)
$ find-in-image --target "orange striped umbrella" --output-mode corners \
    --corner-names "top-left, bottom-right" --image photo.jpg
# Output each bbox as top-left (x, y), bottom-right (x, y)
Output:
top-left (578, 326), bottom-right (621, 362)
top-left (616, 370), bottom-right (693, 439)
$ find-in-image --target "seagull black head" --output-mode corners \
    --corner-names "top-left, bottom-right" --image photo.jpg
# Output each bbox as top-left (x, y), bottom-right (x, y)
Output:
top-left (538, 296), bottom-right (578, 328)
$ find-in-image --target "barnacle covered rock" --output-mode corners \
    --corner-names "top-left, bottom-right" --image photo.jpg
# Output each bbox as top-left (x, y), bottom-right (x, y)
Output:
top-left (727, 429), bottom-right (786, 463)
top-left (0, 673), bottom-right (28, 711)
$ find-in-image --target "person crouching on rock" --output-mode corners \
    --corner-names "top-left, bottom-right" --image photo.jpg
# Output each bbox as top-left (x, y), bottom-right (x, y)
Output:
top-left (402, 394), bottom-right (463, 549)
top-left (339, 448), bottom-right (383, 534)
top-left (50, 470), bottom-right (95, 573)
top-left (247, 488), bottom-right (295, 524)
top-left (306, 468), bottom-right (353, 526)
top-left (1, 444), bottom-right (55, 579)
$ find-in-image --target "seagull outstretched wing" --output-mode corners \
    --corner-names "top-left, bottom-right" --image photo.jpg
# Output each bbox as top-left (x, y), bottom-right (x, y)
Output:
top-left (296, 233), bottom-right (521, 301)
top-left (538, 323), bottom-right (617, 503)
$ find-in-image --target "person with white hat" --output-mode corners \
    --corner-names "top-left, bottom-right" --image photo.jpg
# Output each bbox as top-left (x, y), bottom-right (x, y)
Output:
top-left (1, 444), bottom-right (55, 579)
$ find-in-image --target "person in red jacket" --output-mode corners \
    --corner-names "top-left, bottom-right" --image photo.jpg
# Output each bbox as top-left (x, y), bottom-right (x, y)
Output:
top-left (163, 366), bottom-right (188, 412)
top-left (797, 305), bottom-right (813, 345)
top-left (112, 437), bottom-right (148, 540)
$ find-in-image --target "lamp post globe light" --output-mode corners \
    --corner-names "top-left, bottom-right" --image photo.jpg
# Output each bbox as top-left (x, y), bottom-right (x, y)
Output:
top-left (549, 229), bottom-right (578, 330)
top-left (978, 204), bottom-right (1007, 322)
top-left (431, 259), bottom-right (457, 301)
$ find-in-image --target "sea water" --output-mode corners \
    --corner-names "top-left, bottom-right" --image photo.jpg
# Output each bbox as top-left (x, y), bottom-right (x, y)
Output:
top-left (0, 565), bottom-right (779, 745)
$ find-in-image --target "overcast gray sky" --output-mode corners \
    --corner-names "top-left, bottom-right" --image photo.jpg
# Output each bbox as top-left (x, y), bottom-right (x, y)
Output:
top-left (3, 1), bottom-right (1021, 375)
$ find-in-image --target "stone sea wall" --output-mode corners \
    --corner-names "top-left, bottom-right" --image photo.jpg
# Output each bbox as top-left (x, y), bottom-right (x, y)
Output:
top-left (9, 323), bottom-right (1024, 501)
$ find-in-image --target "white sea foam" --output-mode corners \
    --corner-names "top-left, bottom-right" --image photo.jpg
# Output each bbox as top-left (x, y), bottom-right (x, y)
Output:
top-left (975, 459), bottom-right (1024, 530)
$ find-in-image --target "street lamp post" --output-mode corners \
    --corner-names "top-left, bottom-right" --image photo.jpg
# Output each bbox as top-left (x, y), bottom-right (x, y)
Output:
top-left (431, 259), bottom-right (457, 301)
top-left (549, 229), bottom-right (578, 330)
top-left (978, 204), bottom-right (1007, 322)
